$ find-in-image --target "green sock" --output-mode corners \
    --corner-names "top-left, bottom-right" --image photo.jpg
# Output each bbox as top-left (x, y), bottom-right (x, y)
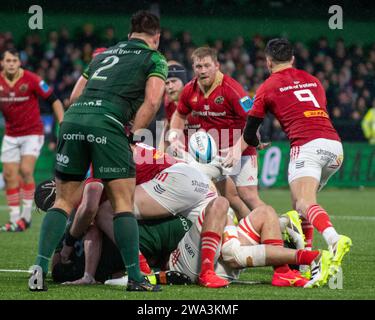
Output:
top-left (35, 208), bottom-right (68, 274)
top-left (113, 212), bottom-right (143, 283)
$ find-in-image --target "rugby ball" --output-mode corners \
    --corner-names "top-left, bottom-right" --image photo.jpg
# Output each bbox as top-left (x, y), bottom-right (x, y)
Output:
top-left (188, 131), bottom-right (217, 163)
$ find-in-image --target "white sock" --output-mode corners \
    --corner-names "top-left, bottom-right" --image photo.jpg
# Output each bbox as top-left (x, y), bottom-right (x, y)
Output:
top-left (21, 199), bottom-right (33, 222)
top-left (322, 227), bottom-right (340, 246)
top-left (9, 206), bottom-right (20, 224)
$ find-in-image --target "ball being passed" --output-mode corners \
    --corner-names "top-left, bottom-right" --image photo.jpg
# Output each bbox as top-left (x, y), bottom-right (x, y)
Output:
top-left (188, 131), bottom-right (217, 164)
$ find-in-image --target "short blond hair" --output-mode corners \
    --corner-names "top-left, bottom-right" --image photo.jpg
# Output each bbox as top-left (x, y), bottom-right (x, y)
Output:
top-left (191, 47), bottom-right (218, 63)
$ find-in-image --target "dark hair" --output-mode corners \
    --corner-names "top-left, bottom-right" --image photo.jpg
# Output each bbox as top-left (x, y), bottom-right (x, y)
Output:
top-left (34, 179), bottom-right (56, 212)
top-left (264, 38), bottom-right (294, 63)
top-left (130, 10), bottom-right (161, 36)
top-left (1, 48), bottom-right (20, 60)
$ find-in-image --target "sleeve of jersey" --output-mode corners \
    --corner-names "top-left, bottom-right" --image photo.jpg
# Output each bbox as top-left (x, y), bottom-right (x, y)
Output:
top-left (227, 80), bottom-right (252, 119)
top-left (82, 65), bottom-right (90, 79)
top-left (176, 86), bottom-right (191, 115)
top-left (33, 74), bottom-right (53, 99)
top-left (147, 52), bottom-right (168, 81)
top-left (248, 84), bottom-right (267, 118)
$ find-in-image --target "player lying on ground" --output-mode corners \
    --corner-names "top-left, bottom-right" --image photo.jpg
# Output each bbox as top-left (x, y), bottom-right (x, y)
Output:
top-left (34, 178), bottom-right (333, 288)
top-left (50, 142), bottom-right (231, 288)
top-left (223, 38), bottom-right (352, 279)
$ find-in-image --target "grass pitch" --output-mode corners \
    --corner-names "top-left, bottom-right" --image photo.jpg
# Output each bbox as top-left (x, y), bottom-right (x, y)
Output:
top-left (0, 188), bottom-right (374, 300)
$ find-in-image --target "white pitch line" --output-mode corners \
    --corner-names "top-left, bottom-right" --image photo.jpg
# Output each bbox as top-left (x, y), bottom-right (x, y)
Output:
top-left (331, 215), bottom-right (375, 221)
top-left (0, 269), bottom-right (30, 273)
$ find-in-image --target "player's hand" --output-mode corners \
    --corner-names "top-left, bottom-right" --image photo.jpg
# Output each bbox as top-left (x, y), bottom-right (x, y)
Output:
top-left (60, 244), bottom-right (74, 264)
top-left (257, 142), bottom-right (271, 150)
top-left (167, 130), bottom-right (186, 158)
top-left (221, 146), bottom-right (242, 168)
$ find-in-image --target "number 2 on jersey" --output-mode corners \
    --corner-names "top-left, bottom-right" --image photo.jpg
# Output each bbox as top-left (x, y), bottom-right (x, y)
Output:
top-left (91, 55), bottom-right (119, 81)
top-left (293, 89), bottom-right (320, 108)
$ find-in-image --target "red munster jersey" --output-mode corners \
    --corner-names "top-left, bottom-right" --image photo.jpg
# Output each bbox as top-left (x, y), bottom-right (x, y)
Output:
top-left (134, 143), bottom-right (179, 185)
top-left (177, 72), bottom-right (256, 156)
top-left (0, 69), bottom-right (53, 137)
top-left (249, 68), bottom-right (340, 147)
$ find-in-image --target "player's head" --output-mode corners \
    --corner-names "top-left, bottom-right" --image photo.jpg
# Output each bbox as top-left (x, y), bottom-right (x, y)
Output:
top-left (1, 49), bottom-right (21, 76)
top-left (129, 10), bottom-right (161, 50)
top-left (264, 38), bottom-right (294, 73)
top-left (191, 47), bottom-right (220, 89)
top-left (166, 63), bottom-right (187, 102)
top-left (34, 179), bottom-right (56, 212)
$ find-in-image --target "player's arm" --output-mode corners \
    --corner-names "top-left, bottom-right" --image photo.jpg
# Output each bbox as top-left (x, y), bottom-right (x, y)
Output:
top-left (130, 76), bottom-right (166, 140)
top-left (50, 98), bottom-right (64, 124)
top-left (70, 75), bottom-right (88, 105)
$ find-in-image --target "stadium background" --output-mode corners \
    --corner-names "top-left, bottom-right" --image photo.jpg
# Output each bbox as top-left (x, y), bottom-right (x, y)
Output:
top-left (0, 0), bottom-right (374, 301)
top-left (1, 0), bottom-right (374, 188)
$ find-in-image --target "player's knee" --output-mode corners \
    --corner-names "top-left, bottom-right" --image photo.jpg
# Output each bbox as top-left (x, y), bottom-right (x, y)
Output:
top-left (2, 170), bottom-right (17, 183)
top-left (20, 167), bottom-right (34, 181)
top-left (210, 196), bottom-right (229, 217)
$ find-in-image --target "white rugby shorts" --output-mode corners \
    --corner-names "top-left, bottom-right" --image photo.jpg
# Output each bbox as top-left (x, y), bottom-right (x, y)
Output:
top-left (1, 135), bottom-right (44, 163)
top-left (288, 138), bottom-right (344, 191)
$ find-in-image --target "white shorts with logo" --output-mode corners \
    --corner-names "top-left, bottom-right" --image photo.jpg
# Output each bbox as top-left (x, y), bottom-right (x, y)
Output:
top-left (1, 135), bottom-right (45, 163)
top-left (188, 155), bottom-right (258, 187)
top-left (288, 138), bottom-right (344, 191)
top-left (168, 206), bottom-right (241, 283)
top-left (140, 162), bottom-right (212, 222)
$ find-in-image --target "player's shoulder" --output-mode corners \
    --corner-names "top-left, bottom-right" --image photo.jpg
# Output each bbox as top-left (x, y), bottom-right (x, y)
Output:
top-left (22, 69), bottom-right (40, 81)
top-left (222, 74), bottom-right (246, 96)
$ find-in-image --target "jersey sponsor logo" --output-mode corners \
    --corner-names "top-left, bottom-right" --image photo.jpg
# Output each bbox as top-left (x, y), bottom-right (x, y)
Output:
top-left (239, 96), bottom-right (253, 112)
top-left (191, 110), bottom-right (227, 117)
top-left (279, 82), bottom-right (317, 92)
top-left (86, 134), bottom-right (107, 144)
top-left (185, 243), bottom-right (196, 258)
top-left (56, 153), bottom-right (69, 166)
top-left (19, 84), bottom-right (28, 93)
top-left (99, 166), bottom-right (127, 174)
top-left (214, 96), bottom-right (224, 104)
top-left (39, 80), bottom-right (50, 93)
top-left (303, 110), bottom-right (329, 118)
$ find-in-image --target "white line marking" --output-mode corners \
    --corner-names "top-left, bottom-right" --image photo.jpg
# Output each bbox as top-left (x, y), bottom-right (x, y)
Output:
top-left (331, 215), bottom-right (375, 221)
top-left (0, 269), bottom-right (30, 273)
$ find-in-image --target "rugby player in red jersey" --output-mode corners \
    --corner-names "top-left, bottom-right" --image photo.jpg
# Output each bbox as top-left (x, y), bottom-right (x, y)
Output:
top-left (169, 47), bottom-right (265, 219)
top-left (0, 49), bottom-right (64, 232)
top-left (223, 38), bottom-right (352, 278)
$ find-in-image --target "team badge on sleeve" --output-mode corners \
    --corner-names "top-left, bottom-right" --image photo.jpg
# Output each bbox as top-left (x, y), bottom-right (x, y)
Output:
top-left (39, 80), bottom-right (50, 93)
top-left (239, 96), bottom-right (254, 112)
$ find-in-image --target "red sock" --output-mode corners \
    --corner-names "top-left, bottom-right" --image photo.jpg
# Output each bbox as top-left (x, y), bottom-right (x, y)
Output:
top-left (296, 250), bottom-right (320, 265)
top-left (263, 239), bottom-right (290, 273)
top-left (139, 252), bottom-right (152, 275)
top-left (306, 204), bottom-right (332, 234)
top-left (6, 187), bottom-right (20, 207)
top-left (200, 231), bottom-right (221, 274)
top-left (21, 182), bottom-right (35, 201)
top-left (301, 218), bottom-right (314, 249)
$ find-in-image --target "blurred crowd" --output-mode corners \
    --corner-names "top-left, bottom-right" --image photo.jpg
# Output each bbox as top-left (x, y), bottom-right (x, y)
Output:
top-left (1, 24), bottom-right (374, 142)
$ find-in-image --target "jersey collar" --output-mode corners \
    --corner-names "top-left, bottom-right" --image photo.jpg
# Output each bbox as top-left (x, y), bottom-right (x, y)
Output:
top-left (1, 68), bottom-right (24, 88)
top-left (197, 71), bottom-right (224, 98)
top-left (128, 38), bottom-right (151, 49)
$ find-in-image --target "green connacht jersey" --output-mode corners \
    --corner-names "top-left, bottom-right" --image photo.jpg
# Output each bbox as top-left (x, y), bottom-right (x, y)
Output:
top-left (72, 38), bottom-right (167, 124)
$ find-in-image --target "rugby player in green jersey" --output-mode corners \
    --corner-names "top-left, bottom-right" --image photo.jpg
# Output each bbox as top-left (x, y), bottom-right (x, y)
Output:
top-left (28, 11), bottom-right (168, 292)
